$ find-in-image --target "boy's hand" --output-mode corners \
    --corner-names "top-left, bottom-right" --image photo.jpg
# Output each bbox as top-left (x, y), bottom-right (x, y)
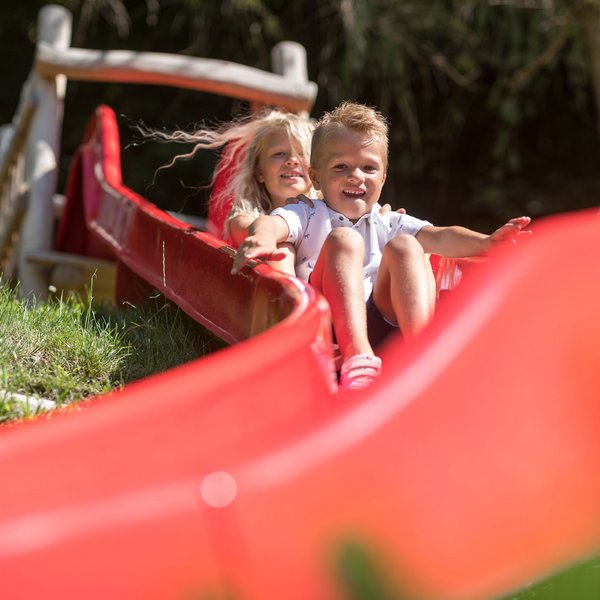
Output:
top-left (286, 194), bottom-right (314, 208)
top-left (379, 204), bottom-right (406, 215)
top-left (231, 234), bottom-right (286, 274)
top-left (489, 216), bottom-right (532, 246)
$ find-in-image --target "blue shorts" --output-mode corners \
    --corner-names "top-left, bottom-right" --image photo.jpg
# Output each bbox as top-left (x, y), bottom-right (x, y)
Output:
top-left (366, 294), bottom-right (399, 348)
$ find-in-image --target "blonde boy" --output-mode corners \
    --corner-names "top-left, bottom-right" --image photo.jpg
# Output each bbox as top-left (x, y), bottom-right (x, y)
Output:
top-left (232, 102), bottom-right (530, 391)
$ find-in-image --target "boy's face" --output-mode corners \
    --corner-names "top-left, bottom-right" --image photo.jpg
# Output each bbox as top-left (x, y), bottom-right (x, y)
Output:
top-left (309, 128), bottom-right (387, 222)
top-left (255, 130), bottom-right (311, 208)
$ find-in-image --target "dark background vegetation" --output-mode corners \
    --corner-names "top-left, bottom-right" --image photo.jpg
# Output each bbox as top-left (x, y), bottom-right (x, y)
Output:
top-left (2, 0), bottom-right (600, 231)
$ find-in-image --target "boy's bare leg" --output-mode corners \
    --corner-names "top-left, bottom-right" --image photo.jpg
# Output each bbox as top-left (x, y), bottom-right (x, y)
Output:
top-left (373, 234), bottom-right (435, 338)
top-left (310, 228), bottom-right (374, 360)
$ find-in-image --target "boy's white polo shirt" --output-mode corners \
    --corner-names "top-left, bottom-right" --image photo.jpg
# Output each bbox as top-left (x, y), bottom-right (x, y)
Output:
top-left (271, 199), bottom-right (431, 301)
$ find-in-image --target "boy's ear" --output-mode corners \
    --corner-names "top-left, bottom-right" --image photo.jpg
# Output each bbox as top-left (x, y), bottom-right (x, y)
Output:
top-left (309, 167), bottom-right (321, 191)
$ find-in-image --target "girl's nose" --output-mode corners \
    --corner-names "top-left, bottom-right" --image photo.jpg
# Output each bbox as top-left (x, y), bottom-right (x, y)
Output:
top-left (285, 154), bottom-right (299, 165)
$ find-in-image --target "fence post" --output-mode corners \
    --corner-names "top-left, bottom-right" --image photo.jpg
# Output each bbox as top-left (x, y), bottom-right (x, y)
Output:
top-left (17, 4), bottom-right (71, 299)
top-left (0, 125), bottom-right (12, 158)
top-left (271, 41), bottom-right (312, 118)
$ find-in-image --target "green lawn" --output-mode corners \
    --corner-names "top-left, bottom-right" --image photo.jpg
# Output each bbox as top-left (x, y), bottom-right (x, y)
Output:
top-left (0, 284), bottom-right (225, 422)
top-left (499, 553), bottom-right (600, 600)
top-left (333, 538), bottom-right (600, 600)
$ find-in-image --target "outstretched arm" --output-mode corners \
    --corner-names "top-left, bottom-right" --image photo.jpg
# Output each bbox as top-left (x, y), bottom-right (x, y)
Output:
top-left (417, 216), bottom-right (531, 257)
top-left (230, 215), bottom-right (290, 274)
top-left (226, 213), bottom-right (254, 247)
top-left (487, 216), bottom-right (532, 246)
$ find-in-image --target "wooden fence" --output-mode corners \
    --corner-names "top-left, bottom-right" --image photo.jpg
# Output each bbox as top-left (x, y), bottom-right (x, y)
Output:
top-left (0, 4), bottom-right (317, 299)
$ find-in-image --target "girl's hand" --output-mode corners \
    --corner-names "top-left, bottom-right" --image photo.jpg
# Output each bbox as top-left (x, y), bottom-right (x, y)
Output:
top-left (231, 234), bottom-right (286, 274)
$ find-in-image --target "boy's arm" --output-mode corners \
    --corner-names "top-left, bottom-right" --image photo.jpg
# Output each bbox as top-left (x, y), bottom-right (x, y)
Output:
top-left (231, 215), bottom-right (290, 274)
top-left (416, 216), bottom-right (531, 257)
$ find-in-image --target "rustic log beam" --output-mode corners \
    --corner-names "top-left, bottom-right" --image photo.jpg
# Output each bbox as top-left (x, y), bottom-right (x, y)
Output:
top-left (35, 44), bottom-right (317, 113)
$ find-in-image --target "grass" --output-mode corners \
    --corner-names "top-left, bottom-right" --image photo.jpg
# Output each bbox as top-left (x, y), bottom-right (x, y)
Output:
top-left (499, 554), bottom-right (600, 600)
top-left (331, 537), bottom-right (600, 600)
top-left (0, 284), bottom-right (225, 422)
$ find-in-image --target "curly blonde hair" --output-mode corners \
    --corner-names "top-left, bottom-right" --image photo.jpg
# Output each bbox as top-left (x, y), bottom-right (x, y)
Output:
top-left (222, 110), bottom-right (315, 229)
top-left (142, 109), bottom-right (314, 238)
top-left (311, 101), bottom-right (389, 170)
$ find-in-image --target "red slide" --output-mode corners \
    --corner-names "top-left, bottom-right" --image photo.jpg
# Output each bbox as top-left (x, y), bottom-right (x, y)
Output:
top-left (0, 106), bottom-right (599, 599)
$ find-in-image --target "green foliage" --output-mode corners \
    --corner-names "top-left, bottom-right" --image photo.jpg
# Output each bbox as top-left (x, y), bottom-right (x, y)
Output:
top-left (91, 297), bottom-right (225, 382)
top-left (0, 285), bottom-right (124, 410)
top-left (333, 538), bottom-right (403, 600)
top-left (499, 554), bottom-right (600, 600)
top-left (331, 537), bottom-right (600, 600)
top-left (0, 285), bottom-right (224, 421)
top-left (2, 1), bottom-right (600, 227)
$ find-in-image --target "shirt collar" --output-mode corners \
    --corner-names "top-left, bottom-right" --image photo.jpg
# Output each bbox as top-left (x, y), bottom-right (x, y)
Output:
top-left (329, 203), bottom-right (382, 225)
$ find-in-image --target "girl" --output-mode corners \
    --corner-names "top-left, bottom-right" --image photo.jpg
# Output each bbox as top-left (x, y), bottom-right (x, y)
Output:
top-left (145, 109), bottom-right (316, 275)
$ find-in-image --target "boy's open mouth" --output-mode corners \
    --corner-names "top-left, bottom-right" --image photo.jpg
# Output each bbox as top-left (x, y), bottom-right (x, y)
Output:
top-left (343, 188), bottom-right (365, 198)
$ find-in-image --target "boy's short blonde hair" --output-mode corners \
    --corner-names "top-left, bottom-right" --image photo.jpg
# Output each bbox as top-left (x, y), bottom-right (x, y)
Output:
top-left (311, 101), bottom-right (389, 170)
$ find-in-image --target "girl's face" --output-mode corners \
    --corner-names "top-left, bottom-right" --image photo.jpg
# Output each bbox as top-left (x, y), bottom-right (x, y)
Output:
top-left (255, 130), bottom-right (311, 208)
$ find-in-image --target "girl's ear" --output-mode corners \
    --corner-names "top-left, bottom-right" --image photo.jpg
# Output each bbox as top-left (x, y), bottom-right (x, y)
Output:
top-left (309, 167), bottom-right (321, 191)
top-left (255, 167), bottom-right (265, 183)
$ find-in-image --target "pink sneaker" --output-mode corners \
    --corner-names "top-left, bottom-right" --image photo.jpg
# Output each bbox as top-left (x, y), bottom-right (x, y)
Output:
top-left (339, 355), bottom-right (382, 392)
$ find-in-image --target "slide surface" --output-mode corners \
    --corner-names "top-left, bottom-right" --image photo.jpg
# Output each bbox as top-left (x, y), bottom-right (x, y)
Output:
top-left (1, 106), bottom-right (599, 599)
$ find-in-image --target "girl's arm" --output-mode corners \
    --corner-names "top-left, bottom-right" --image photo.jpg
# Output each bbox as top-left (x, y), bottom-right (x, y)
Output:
top-left (226, 213), bottom-right (255, 247)
top-left (416, 217), bottom-right (531, 257)
top-left (231, 215), bottom-right (290, 274)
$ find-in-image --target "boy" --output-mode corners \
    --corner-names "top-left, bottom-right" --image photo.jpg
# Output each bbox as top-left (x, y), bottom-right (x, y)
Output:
top-left (231, 102), bottom-right (531, 391)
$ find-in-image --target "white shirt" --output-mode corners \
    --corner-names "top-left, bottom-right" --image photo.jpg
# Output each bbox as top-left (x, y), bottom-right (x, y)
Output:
top-left (271, 200), bottom-right (432, 301)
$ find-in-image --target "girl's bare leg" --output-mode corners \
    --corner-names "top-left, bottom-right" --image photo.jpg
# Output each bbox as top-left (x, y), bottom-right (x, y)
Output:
top-left (373, 234), bottom-right (435, 338)
top-left (310, 228), bottom-right (374, 360)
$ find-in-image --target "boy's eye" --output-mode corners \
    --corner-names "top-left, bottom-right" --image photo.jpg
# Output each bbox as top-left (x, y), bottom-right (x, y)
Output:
top-left (333, 163), bottom-right (346, 170)
top-left (363, 165), bottom-right (376, 173)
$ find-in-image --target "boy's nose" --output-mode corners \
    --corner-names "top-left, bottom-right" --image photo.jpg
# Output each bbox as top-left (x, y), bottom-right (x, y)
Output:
top-left (348, 168), bottom-right (364, 181)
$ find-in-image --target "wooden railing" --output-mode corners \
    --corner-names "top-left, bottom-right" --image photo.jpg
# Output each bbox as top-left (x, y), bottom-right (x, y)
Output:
top-left (35, 43), bottom-right (316, 113)
top-left (0, 4), bottom-right (317, 299)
